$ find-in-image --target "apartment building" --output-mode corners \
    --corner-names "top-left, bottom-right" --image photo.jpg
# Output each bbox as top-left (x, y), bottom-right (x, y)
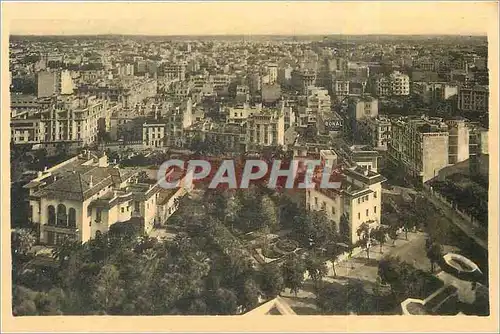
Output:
top-left (11, 115), bottom-right (41, 145)
top-left (277, 64), bottom-right (293, 87)
top-left (163, 98), bottom-right (194, 147)
top-left (116, 63), bottom-right (135, 77)
top-left (161, 63), bottom-right (186, 81)
top-left (142, 121), bottom-right (166, 148)
top-left (10, 95), bottom-right (111, 148)
top-left (121, 78), bottom-right (158, 109)
top-left (457, 85), bottom-right (489, 113)
top-left (267, 63), bottom-right (278, 84)
top-left (226, 103), bottom-right (262, 125)
top-left (346, 95), bottom-right (379, 139)
top-left (185, 121), bottom-right (245, 152)
top-left (388, 116), bottom-right (450, 183)
top-left (446, 119), bottom-right (470, 165)
top-left (292, 70), bottom-right (317, 95)
top-left (210, 74), bottom-right (232, 94)
top-left (246, 109), bottom-right (285, 147)
top-left (306, 165), bottom-right (386, 244)
top-left (413, 82), bottom-right (458, 104)
top-left (363, 115), bottom-right (392, 151)
top-left (348, 96), bottom-right (379, 120)
top-left (469, 125), bottom-right (489, 156)
top-left (10, 94), bottom-right (42, 117)
top-left (331, 78), bottom-right (350, 101)
top-left (37, 70), bottom-right (74, 98)
top-left (296, 106), bottom-right (317, 129)
top-left (307, 86), bottom-right (332, 116)
top-left (374, 71), bottom-right (410, 97)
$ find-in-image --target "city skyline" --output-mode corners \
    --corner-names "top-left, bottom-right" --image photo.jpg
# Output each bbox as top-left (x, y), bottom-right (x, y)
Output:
top-left (3, 2), bottom-right (496, 36)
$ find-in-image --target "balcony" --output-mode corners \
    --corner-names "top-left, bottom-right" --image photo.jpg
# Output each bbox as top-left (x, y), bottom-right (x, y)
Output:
top-left (42, 224), bottom-right (79, 234)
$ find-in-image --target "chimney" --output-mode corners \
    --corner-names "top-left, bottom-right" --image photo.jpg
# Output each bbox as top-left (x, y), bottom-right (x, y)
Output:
top-left (364, 168), bottom-right (369, 176)
top-left (44, 166), bottom-right (48, 172)
top-left (89, 175), bottom-right (93, 188)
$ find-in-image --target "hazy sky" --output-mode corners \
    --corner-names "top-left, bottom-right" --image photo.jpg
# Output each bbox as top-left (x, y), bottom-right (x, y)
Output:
top-left (3, 2), bottom-right (497, 36)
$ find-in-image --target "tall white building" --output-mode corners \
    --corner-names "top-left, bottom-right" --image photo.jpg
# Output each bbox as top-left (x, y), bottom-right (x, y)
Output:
top-left (37, 70), bottom-right (74, 98)
top-left (307, 86), bottom-right (332, 116)
top-left (267, 63), bottom-right (278, 84)
top-left (306, 165), bottom-right (386, 244)
top-left (375, 71), bottom-right (410, 97)
top-left (246, 109), bottom-right (285, 147)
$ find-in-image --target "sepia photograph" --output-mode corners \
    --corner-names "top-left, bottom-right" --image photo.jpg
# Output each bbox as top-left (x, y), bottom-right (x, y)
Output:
top-left (1, 1), bottom-right (499, 332)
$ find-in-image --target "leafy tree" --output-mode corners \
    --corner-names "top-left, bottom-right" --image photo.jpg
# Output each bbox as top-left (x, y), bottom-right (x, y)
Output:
top-left (373, 227), bottom-right (387, 254)
top-left (239, 278), bottom-right (260, 312)
top-left (91, 264), bottom-right (125, 314)
top-left (259, 264), bottom-right (285, 298)
top-left (345, 280), bottom-right (373, 314)
top-left (293, 210), bottom-right (335, 249)
top-left (355, 223), bottom-right (371, 260)
top-left (282, 255), bottom-right (306, 296)
top-left (325, 243), bottom-right (342, 277)
top-left (260, 195), bottom-right (278, 232)
top-left (278, 195), bottom-right (301, 229)
top-left (34, 288), bottom-right (66, 315)
top-left (388, 227), bottom-right (398, 246)
top-left (11, 229), bottom-right (37, 260)
top-left (52, 238), bottom-right (83, 268)
top-left (378, 257), bottom-right (404, 297)
top-left (339, 214), bottom-right (351, 243)
top-left (305, 253), bottom-right (328, 289)
top-left (378, 257), bottom-right (443, 301)
top-left (205, 288), bottom-right (239, 315)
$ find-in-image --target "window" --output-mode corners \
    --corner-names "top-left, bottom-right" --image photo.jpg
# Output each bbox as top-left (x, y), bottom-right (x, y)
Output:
top-left (121, 207), bottom-right (125, 213)
top-left (68, 208), bottom-right (76, 228)
top-left (87, 206), bottom-right (92, 217)
top-left (314, 197), bottom-right (318, 206)
top-left (96, 208), bottom-right (102, 223)
top-left (366, 209), bottom-right (369, 217)
top-left (357, 198), bottom-right (360, 204)
top-left (374, 192), bottom-right (377, 199)
top-left (357, 212), bottom-right (360, 219)
top-left (47, 205), bottom-right (56, 226)
top-left (57, 204), bottom-right (67, 227)
top-left (134, 201), bottom-right (140, 212)
top-left (374, 206), bottom-right (377, 213)
top-left (331, 206), bottom-right (336, 215)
